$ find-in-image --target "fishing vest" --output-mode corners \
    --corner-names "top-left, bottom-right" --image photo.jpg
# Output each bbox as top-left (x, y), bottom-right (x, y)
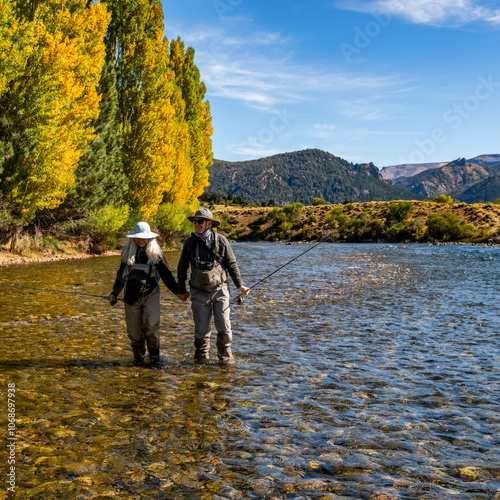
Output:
top-left (189, 233), bottom-right (227, 292)
top-left (123, 260), bottom-right (160, 298)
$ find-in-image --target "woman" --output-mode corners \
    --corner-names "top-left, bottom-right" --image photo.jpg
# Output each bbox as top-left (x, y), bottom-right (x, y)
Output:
top-left (107, 222), bottom-right (179, 366)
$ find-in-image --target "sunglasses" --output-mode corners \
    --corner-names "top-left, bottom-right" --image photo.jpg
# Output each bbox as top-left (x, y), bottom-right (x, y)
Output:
top-left (193, 219), bottom-right (207, 224)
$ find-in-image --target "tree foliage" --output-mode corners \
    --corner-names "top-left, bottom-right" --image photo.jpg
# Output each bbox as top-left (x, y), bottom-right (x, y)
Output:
top-left (0, 0), bottom-right (213, 231)
top-left (0, 0), bottom-right (110, 220)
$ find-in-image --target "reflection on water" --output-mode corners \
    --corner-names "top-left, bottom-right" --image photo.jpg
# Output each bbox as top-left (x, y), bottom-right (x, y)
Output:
top-left (0, 244), bottom-right (499, 499)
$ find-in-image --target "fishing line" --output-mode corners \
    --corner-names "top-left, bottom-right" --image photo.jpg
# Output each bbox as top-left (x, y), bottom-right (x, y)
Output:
top-left (236, 199), bottom-right (398, 303)
top-left (0, 284), bottom-right (123, 302)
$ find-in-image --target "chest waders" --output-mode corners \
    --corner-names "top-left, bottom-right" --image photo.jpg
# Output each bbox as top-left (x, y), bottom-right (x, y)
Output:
top-left (189, 234), bottom-right (227, 292)
top-left (123, 261), bottom-right (162, 365)
top-left (189, 233), bottom-right (233, 363)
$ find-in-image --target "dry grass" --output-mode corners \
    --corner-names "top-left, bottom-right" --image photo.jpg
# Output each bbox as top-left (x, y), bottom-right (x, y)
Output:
top-left (211, 200), bottom-right (500, 242)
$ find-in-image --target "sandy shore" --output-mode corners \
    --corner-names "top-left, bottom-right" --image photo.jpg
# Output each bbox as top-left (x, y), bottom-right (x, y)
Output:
top-left (0, 250), bottom-right (120, 267)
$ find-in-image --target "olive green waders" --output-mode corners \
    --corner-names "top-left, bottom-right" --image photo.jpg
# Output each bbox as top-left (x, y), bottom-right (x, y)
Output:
top-left (124, 287), bottom-right (161, 363)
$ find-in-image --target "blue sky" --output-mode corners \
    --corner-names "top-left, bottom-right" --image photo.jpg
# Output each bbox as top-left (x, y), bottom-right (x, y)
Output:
top-left (161, 0), bottom-right (500, 168)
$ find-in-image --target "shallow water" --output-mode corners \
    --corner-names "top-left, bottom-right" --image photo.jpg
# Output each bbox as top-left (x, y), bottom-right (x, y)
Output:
top-left (0, 243), bottom-right (499, 499)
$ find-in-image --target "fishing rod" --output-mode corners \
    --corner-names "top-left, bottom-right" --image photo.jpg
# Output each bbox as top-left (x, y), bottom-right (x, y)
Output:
top-left (235, 199), bottom-right (395, 303)
top-left (0, 284), bottom-right (123, 303)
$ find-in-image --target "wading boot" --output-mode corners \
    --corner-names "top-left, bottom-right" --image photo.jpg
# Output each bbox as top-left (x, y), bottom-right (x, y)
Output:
top-left (194, 349), bottom-right (210, 364)
top-left (217, 348), bottom-right (235, 365)
top-left (148, 348), bottom-right (161, 367)
top-left (133, 349), bottom-right (145, 366)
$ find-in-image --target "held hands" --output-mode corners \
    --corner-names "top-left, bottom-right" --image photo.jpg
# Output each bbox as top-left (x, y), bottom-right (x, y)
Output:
top-left (177, 293), bottom-right (190, 302)
top-left (107, 293), bottom-right (118, 305)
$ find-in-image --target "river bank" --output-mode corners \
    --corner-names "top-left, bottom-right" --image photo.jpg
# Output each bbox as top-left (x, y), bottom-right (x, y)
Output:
top-left (0, 249), bottom-right (121, 267)
top-left (2, 200), bottom-right (499, 266)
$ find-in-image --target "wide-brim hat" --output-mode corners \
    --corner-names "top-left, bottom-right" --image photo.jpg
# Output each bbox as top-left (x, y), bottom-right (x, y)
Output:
top-left (187, 208), bottom-right (221, 227)
top-left (126, 222), bottom-right (158, 239)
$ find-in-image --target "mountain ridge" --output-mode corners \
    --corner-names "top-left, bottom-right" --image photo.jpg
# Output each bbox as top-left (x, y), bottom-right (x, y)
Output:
top-left (380, 154), bottom-right (500, 181)
top-left (208, 149), bottom-right (413, 205)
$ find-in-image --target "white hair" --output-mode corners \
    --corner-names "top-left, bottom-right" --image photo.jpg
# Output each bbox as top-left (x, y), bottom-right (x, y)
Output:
top-left (121, 238), bottom-right (162, 265)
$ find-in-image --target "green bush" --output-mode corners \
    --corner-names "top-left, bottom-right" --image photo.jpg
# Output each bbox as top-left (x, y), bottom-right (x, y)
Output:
top-left (276, 221), bottom-right (293, 240)
top-left (425, 212), bottom-right (473, 241)
top-left (92, 204), bottom-right (129, 233)
top-left (312, 197), bottom-right (325, 206)
top-left (282, 203), bottom-right (304, 214)
top-left (325, 213), bottom-right (348, 228)
top-left (434, 195), bottom-right (453, 205)
top-left (153, 203), bottom-right (193, 234)
top-left (386, 201), bottom-right (413, 223)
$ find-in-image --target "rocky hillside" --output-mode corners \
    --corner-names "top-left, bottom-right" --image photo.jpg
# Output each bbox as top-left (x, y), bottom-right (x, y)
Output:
top-left (380, 154), bottom-right (500, 181)
top-left (207, 149), bottom-right (413, 205)
top-left (395, 158), bottom-right (500, 202)
top-left (380, 162), bottom-right (447, 181)
top-left (210, 200), bottom-right (500, 244)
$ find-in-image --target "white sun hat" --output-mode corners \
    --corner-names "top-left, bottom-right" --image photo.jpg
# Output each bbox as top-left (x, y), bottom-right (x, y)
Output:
top-left (126, 222), bottom-right (158, 239)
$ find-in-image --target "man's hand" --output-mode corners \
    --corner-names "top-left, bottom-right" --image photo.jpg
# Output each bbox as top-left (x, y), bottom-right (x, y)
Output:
top-left (239, 285), bottom-right (250, 296)
top-left (107, 293), bottom-right (117, 305)
top-left (177, 293), bottom-right (190, 302)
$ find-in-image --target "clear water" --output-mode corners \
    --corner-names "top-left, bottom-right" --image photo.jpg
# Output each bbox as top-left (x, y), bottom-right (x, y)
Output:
top-left (0, 243), bottom-right (499, 499)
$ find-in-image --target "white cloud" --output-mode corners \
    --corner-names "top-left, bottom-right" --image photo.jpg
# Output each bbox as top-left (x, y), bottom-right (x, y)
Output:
top-left (173, 26), bottom-right (405, 113)
top-left (311, 124), bottom-right (337, 139)
top-left (337, 0), bottom-right (500, 26)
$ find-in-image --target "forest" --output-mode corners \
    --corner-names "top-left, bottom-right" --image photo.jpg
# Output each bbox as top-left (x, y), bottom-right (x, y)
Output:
top-left (0, 0), bottom-right (212, 252)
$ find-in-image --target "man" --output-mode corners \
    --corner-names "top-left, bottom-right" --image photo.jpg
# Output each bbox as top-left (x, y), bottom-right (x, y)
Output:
top-left (177, 208), bottom-right (250, 363)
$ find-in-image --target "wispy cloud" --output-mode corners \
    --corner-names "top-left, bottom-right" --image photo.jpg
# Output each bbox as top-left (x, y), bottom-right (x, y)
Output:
top-left (337, 0), bottom-right (500, 27)
top-left (170, 24), bottom-right (406, 113)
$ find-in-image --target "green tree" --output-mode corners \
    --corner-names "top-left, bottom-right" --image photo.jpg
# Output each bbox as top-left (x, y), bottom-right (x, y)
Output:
top-left (64, 60), bottom-right (126, 213)
top-left (0, 0), bottom-right (110, 220)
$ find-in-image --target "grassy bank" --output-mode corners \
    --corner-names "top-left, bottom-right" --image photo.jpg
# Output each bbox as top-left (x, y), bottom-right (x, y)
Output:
top-left (1, 200), bottom-right (500, 266)
top-left (212, 199), bottom-right (500, 245)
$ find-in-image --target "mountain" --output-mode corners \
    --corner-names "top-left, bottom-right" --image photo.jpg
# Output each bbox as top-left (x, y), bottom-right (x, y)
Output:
top-left (394, 158), bottom-right (500, 202)
top-left (468, 154), bottom-right (500, 166)
top-left (380, 154), bottom-right (500, 181)
top-left (459, 174), bottom-right (500, 203)
top-left (206, 149), bottom-right (413, 205)
top-left (380, 162), bottom-right (446, 181)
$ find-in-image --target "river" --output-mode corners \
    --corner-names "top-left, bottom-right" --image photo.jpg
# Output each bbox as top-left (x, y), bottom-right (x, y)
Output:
top-left (0, 243), bottom-right (499, 499)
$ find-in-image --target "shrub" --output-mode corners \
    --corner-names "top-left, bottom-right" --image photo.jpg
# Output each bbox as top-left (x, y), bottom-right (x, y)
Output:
top-left (434, 195), bottom-right (453, 205)
top-left (276, 222), bottom-right (293, 240)
top-left (325, 212), bottom-right (348, 228)
top-left (92, 204), bottom-right (129, 233)
top-left (312, 197), bottom-right (325, 206)
top-left (282, 203), bottom-right (304, 213)
top-left (282, 203), bottom-right (304, 222)
top-left (153, 203), bottom-right (192, 235)
top-left (425, 212), bottom-right (474, 241)
top-left (386, 201), bottom-right (414, 223)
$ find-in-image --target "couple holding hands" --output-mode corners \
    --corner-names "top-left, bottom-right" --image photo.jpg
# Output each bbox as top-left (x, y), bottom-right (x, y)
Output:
top-left (107, 209), bottom-right (250, 366)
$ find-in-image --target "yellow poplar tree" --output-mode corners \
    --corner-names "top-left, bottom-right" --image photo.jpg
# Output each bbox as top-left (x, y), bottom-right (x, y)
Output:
top-left (169, 39), bottom-right (213, 208)
top-left (121, 27), bottom-right (178, 219)
top-left (0, 0), bottom-right (110, 220)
